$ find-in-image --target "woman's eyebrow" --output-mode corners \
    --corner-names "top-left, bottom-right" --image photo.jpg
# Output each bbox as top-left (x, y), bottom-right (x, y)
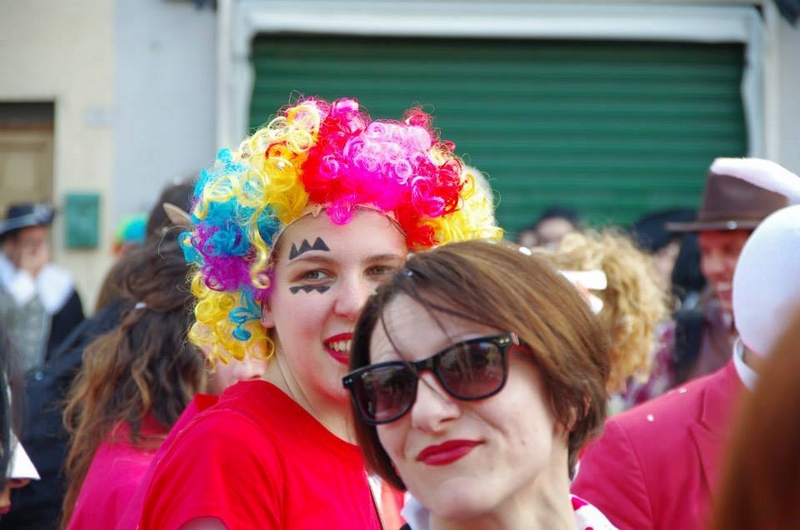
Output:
top-left (286, 252), bottom-right (405, 264)
top-left (365, 253), bottom-right (406, 264)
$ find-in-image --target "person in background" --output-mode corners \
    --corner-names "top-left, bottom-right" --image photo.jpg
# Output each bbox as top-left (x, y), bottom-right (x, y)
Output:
top-left (114, 202), bottom-right (269, 530)
top-left (0, 329), bottom-right (12, 493)
top-left (344, 239), bottom-right (615, 529)
top-left (96, 179), bottom-right (196, 315)
top-left (709, 167), bottom-right (800, 529)
top-left (115, 331), bottom-right (269, 530)
top-left (142, 178), bottom-right (196, 240)
top-left (0, 436), bottom-right (37, 521)
top-left (631, 208), bottom-right (705, 309)
top-left (115, 325), bottom-right (268, 530)
top-left (665, 170), bottom-right (785, 385)
top-left (0, 181), bottom-right (196, 530)
top-left (61, 233), bottom-right (207, 528)
top-left (668, 230), bottom-right (706, 312)
top-left (137, 96), bottom-right (499, 529)
top-left (571, 158), bottom-right (800, 530)
top-left (0, 203), bottom-right (84, 374)
top-left (623, 209), bottom-right (709, 406)
top-left (0, 321), bottom-right (39, 520)
top-left (201, 339), bottom-right (268, 395)
top-left (111, 213), bottom-right (147, 257)
top-left (538, 229), bottom-right (670, 414)
top-left (517, 205), bottom-right (581, 249)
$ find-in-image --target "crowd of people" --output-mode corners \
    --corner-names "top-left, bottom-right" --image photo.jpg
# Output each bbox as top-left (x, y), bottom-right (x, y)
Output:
top-left (0, 94), bottom-right (799, 530)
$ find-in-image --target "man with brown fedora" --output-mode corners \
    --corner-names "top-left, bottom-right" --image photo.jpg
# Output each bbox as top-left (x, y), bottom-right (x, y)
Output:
top-left (572, 160), bottom-right (790, 530)
top-left (665, 171), bottom-right (786, 384)
top-left (0, 202), bottom-right (84, 374)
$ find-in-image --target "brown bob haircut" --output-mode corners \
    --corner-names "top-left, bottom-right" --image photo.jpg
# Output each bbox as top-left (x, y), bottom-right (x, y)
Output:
top-left (349, 239), bottom-right (610, 491)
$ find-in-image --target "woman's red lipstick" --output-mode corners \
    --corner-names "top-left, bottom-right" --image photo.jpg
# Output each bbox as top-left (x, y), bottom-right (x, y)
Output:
top-left (324, 333), bottom-right (352, 365)
top-left (417, 440), bottom-right (481, 466)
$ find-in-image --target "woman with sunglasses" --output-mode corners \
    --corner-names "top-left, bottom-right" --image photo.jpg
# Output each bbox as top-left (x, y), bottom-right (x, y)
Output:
top-left (137, 96), bottom-right (500, 530)
top-left (344, 239), bottom-right (616, 530)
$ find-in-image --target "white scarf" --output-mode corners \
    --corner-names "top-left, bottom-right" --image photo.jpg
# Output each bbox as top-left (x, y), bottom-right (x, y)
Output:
top-left (0, 253), bottom-right (74, 314)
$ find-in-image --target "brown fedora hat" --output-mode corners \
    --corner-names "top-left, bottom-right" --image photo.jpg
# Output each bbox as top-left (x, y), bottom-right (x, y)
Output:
top-left (666, 170), bottom-right (788, 232)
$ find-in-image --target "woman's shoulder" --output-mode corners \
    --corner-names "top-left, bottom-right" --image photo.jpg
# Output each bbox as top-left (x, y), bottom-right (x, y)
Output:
top-left (158, 381), bottom-right (360, 473)
top-left (199, 381), bottom-right (304, 433)
top-left (215, 380), bottom-right (300, 417)
top-left (213, 381), bottom-right (353, 445)
top-left (174, 395), bottom-right (276, 451)
top-left (159, 382), bottom-right (308, 461)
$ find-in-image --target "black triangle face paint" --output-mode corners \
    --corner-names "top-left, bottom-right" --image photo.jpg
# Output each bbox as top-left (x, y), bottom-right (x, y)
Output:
top-left (289, 285), bottom-right (331, 294)
top-left (289, 237), bottom-right (330, 260)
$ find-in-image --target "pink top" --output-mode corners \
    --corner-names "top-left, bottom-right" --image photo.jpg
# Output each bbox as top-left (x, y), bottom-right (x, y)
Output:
top-left (67, 416), bottom-right (167, 530)
top-left (572, 361), bottom-right (744, 530)
top-left (117, 394), bottom-right (219, 530)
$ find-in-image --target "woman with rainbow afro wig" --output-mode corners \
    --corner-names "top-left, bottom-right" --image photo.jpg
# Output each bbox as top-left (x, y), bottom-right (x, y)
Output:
top-left (137, 96), bottom-right (501, 530)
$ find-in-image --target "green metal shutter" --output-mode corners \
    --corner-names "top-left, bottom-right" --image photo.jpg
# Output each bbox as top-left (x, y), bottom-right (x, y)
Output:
top-left (249, 35), bottom-right (746, 235)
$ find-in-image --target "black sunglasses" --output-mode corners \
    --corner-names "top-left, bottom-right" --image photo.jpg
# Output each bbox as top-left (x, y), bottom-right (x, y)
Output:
top-left (343, 333), bottom-right (519, 425)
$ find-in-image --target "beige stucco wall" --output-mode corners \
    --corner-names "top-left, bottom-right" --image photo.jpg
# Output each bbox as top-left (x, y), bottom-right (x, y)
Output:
top-left (0, 0), bottom-right (116, 310)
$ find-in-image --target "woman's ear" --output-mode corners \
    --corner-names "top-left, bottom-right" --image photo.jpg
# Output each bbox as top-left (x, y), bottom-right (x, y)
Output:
top-left (556, 397), bottom-right (590, 438)
top-left (261, 299), bottom-right (275, 329)
top-left (566, 397), bottom-right (592, 433)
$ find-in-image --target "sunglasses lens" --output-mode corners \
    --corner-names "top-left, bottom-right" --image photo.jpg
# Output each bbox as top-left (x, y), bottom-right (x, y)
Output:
top-left (438, 340), bottom-right (506, 399)
top-left (353, 364), bottom-right (417, 424)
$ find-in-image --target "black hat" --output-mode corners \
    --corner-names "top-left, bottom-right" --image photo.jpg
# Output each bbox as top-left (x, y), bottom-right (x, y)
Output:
top-left (0, 203), bottom-right (55, 238)
top-left (632, 209), bottom-right (696, 252)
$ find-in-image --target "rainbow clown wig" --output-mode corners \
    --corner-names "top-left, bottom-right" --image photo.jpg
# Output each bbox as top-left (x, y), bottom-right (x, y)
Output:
top-left (182, 96), bottom-right (502, 362)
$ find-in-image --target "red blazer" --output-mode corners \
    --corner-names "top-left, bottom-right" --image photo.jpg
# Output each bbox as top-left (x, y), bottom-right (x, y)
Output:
top-left (571, 361), bottom-right (745, 530)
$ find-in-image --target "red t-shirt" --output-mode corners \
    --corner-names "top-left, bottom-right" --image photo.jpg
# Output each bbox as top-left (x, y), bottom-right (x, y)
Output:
top-left (138, 380), bottom-right (381, 530)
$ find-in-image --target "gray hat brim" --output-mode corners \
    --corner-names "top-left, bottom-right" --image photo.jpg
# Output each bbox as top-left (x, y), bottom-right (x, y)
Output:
top-left (0, 210), bottom-right (55, 238)
top-left (666, 219), bottom-right (762, 233)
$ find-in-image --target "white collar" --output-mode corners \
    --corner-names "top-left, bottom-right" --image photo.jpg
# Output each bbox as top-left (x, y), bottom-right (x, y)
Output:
top-left (0, 253), bottom-right (16, 286)
top-left (0, 253), bottom-right (74, 313)
top-left (400, 494), bottom-right (617, 530)
top-left (401, 495), bottom-right (429, 530)
top-left (733, 338), bottom-right (759, 391)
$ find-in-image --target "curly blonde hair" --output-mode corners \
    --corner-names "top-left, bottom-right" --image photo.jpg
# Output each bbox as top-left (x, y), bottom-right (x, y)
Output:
top-left (538, 229), bottom-right (669, 392)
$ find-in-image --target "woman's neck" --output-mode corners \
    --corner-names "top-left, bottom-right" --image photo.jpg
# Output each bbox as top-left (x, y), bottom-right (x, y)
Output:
top-left (263, 355), bottom-right (355, 443)
top-left (429, 456), bottom-right (576, 530)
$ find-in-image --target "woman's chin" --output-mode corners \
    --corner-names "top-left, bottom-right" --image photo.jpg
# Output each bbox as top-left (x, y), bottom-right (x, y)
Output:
top-left (412, 483), bottom-right (493, 521)
top-left (327, 385), bottom-right (352, 406)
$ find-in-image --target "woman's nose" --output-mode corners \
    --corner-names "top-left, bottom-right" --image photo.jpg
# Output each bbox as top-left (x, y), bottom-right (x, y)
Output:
top-left (409, 373), bottom-right (461, 432)
top-left (334, 277), bottom-right (372, 321)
